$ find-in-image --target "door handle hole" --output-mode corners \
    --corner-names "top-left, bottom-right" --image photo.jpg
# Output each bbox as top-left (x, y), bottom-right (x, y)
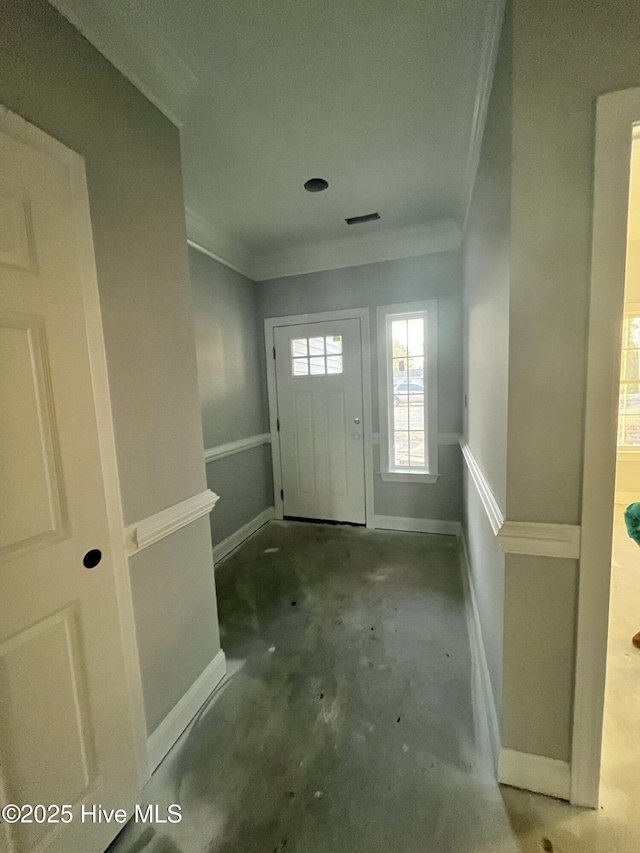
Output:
top-left (83, 549), bottom-right (102, 569)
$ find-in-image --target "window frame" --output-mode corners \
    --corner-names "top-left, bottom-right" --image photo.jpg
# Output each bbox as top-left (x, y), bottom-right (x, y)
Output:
top-left (618, 302), bottom-right (640, 457)
top-left (376, 300), bottom-right (438, 483)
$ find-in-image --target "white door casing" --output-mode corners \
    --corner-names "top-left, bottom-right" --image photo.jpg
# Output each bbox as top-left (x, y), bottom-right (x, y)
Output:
top-left (273, 318), bottom-right (366, 524)
top-left (572, 92), bottom-right (640, 808)
top-left (0, 111), bottom-right (141, 852)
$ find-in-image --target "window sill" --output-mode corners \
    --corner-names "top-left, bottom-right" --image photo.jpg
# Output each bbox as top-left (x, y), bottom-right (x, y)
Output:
top-left (379, 470), bottom-right (439, 484)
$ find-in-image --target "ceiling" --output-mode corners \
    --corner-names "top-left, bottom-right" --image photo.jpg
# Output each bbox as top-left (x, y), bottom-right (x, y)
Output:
top-left (49, 0), bottom-right (504, 278)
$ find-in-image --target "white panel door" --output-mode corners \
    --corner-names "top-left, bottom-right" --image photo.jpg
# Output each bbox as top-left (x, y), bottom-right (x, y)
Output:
top-left (0, 122), bottom-right (138, 852)
top-left (274, 318), bottom-right (366, 523)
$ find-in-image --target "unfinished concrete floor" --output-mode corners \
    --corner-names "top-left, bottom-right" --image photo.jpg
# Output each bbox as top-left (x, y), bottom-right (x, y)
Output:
top-left (107, 520), bottom-right (640, 853)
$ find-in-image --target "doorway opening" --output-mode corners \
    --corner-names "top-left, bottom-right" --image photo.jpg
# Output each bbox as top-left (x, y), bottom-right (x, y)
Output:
top-left (574, 88), bottom-right (640, 808)
top-left (601, 129), bottom-right (640, 811)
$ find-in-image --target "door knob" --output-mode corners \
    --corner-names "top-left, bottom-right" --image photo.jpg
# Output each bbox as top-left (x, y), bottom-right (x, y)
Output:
top-left (354, 417), bottom-right (361, 424)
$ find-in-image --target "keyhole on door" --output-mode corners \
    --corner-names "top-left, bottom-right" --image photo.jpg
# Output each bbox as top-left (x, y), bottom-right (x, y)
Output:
top-left (83, 549), bottom-right (102, 569)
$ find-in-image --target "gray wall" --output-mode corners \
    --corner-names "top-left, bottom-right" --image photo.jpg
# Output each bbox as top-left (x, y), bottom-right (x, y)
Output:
top-left (461, 2), bottom-right (511, 723)
top-left (0, 0), bottom-right (221, 733)
top-left (189, 248), bottom-right (273, 547)
top-left (259, 252), bottom-right (464, 522)
top-left (498, 0), bottom-right (640, 763)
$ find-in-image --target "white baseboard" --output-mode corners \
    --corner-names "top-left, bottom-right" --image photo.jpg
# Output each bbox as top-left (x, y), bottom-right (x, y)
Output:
top-left (212, 507), bottom-right (275, 565)
top-left (373, 515), bottom-right (461, 536)
top-left (147, 649), bottom-right (226, 774)
top-left (458, 531), bottom-right (501, 769)
top-left (498, 747), bottom-right (571, 801)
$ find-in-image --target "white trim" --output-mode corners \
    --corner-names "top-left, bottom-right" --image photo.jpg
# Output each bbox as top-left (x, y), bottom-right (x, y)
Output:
top-left (497, 521), bottom-right (581, 560)
top-left (147, 649), bottom-right (226, 773)
top-left (253, 219), bottom-right (461, 281)
top-left (379, 471), bottom-right (439, 484)
top-left (373, 515), bottom-right (461, 536)
top-left (614, 490), bottom-right (640, 506)
top-left (126, 490), bottom-right (220, 555)
top-left (498, 748), bottom-right (571, 801)
top-left (212, 508), bottom-right (275, 565)
top-left (459, 439), bottom-right (505, 536)
top-left (264, 308), bottom-right (375, 528)
top-left (460, 438), bottom-right (580, 559)
top-left (573, 90), bottom-right (640, 808)
top-left (458, 532), bottom-right (501, 769)
top-left (205, 433), bottom-right (271, 464)
top-left (459, 0), bottom-right (506, 231)
top-left (0, 108), bottom-right (149, 785)
top-left (186, 208), bottom-right (255, 279)
top-left (48, 0), bottom-right (198, 128)
top-left (377, 300), bottom-right (439, 483)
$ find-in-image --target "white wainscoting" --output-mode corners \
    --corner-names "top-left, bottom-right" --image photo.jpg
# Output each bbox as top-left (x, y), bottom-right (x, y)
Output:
top-left (204, 432), bottom-right (271, 464)
top-left (498, 748), bottom-right (571, 801)
top-left (147, 649), bottom-right (227, 773)
top-left (125, 489), bottom-right (219, 555)
top-left (459, 438), bottom-right (581, 559)
top-left (213, 507), bottom-right (276, 565)
top-left (373, 515), bottom-right (461, 536)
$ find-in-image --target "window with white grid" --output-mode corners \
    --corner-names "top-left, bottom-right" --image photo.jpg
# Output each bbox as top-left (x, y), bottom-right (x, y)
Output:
top-left (377, 300), bottom-right (439, 482)
top-left (619, 310), bottom-right (640, 448)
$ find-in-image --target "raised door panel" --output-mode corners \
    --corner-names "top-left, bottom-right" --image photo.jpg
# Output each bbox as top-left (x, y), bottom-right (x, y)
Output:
top-left (0, 606), bottom-right (96, 853)
top-left (0, 314), bottom-right (67, 561)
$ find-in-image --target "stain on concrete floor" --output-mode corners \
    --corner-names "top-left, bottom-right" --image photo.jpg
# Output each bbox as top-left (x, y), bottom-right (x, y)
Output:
top-left (108, 522), bottom-right (520, 853)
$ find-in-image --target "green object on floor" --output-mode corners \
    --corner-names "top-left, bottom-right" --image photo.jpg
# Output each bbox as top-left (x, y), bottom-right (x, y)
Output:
top-left (624, 502), bottom-right (640, 545)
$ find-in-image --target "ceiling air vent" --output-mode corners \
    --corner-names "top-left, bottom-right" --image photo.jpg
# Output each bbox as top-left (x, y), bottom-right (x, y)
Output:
top-left (345, 212), bottom-right (380, 225)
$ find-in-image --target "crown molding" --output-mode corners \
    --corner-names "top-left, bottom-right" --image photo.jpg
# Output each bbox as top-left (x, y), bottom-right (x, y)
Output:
top-left (48, 0), bottom-right (198, 127)
top-left (185, 208), bottom-right (256, 279)
top-left (251, 218), bottom-right (462, 282)
top-left (458, 0), bottom-right (506, 232)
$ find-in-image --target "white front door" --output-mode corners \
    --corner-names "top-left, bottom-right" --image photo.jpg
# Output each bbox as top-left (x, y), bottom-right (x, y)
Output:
top-left (274, 318), bottom-right (366, 524)
top-left (0, 118), bottom-right (138, 852)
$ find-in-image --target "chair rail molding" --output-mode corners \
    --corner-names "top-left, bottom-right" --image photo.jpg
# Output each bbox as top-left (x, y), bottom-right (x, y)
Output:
top-left (459, 438), bottom-right (581, 560)
top-left (125, 489), bottom-right (219, 555)
top-left (497, 521), bottom-right (581, 560)
top-left (459, 438), bottom-right (505, 535)
top-left (204, 433), bottom-right (271, 464)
